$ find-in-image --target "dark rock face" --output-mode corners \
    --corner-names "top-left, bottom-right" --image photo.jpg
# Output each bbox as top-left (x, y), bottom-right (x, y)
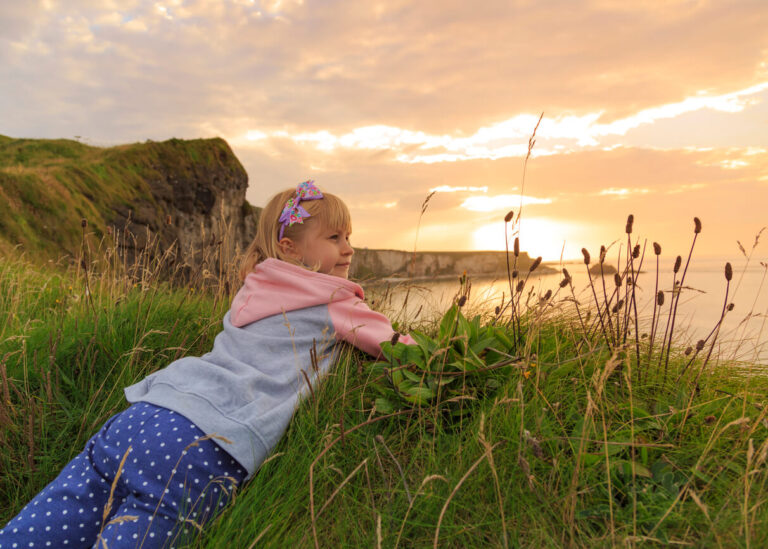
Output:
top-left (109, 138), bottom-right (259, 276)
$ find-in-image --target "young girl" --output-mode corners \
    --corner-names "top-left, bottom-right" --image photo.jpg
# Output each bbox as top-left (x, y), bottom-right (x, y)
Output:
top-left (0, 180), bottom-right (414, 548)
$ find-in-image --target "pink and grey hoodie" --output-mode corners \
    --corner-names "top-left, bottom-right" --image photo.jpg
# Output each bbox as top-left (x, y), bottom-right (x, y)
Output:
top-left (125, 258), bottom-right (413, 478)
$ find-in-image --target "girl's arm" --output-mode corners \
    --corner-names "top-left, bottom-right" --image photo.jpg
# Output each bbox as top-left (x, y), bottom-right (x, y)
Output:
top-left (329, 298), bottom-right (416, 358)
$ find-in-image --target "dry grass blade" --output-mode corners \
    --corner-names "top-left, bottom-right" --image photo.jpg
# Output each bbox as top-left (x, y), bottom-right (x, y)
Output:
top-left (180, 516), bottom-right (204, 533)
top-left (433, 441), bottom-right (503, 549)
top-left (410, 191), bottom-right (437, 277)
top-left (375, 434), bottom-right (412, 503)
top-left (104, 514), bottom-right (139, 527)
top-left (376, 512), bottom-right (383, 549)
top-left (96, 446), bottom-right (133, 542)
top-left (394, 475), bottom-right (447, 549)
top-left (309, 410), bottom-right (412, 549)
top-left (478, 413), bottom-right (508, 548)
top-left (246, 523), bottom-right (273, 549)
top-left (139, 433), bottom-right (234, 548)
top-left (516, 112), bottom-right (544, 225)
top-left (316, 458), bottom-right (368, 518)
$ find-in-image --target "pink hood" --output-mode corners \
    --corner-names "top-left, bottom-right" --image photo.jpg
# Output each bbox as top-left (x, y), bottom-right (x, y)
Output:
top-left (230, 258), bottom-right (413, 357)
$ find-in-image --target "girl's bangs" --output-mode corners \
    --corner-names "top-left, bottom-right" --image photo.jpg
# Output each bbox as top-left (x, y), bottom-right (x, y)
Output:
top-left (306, 192), bottom-right (352, 232)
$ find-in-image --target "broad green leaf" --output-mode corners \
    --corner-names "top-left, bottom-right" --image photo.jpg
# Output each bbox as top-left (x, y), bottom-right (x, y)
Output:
top-left (401, 368), bottom-right (424, 384)
top-left (432, 375), bottom-right (457, 387)
top-left (484, 378), bottom-right (500, 390)
top-left (425, 346), bottom-right (450, 370)
top-left (379, 341), bottom-right (394, 362)
top-left (603, 442), bottom-right (626, 457)
top-left (456, 313), bottom-right (471, 347)
top-left (491, 329), bottom-right (515, 351)
top-left (402, 343), bottom-right (426, 367)
top-left (468, 315), bottom-right (481, 341)
top-left (402, 385), bottom-right (435, 405)
top-left (390, 367), bottom-right (404, 387)
top-left (438, 305), bottom-right (459, 341)
top-left (368, 361), bottom-right (389, 375)
top-left (612, 460), bottom-right (652, 478)
top-left (411, 331), bottom-right (437, 356)
top-left (375, 397), bottom-right (395, 414)
top-left (581, 453), bottom-right (602, 466)
top-left (470, 336), bottom-right (497, 356)
top-left (465, 347), bottom-right (486, 371)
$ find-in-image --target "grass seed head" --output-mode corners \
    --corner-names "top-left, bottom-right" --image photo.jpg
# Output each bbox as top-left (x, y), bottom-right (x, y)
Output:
top-left (727, 302), bottom-right (734, 311)
top-left (457, 295), bottom-right (467, 308)
top-left (504, 210), bottom-right (514, 223)
top-left (529, 256), bottom-right (542, 272)
top-left (725, 262), bottom-right (733, 281)
top-left (81, 218), bottom-right (88, 228)
top-left (599, 245), bottom-right (607, 264)
top-left (562, 267), bottom-right (570, 279)
top-left (516, 280), bottom-right (524, 293)
top-left (696, 339), bottom-right (705, 351)
top-left (390, 332), bottom-right (400, 345)
top-left (612, 299), bottom-right (624, 313)
top-left (685, 346), bottom-right (693, 356)
top-left (694, 217), bottom-right (702, 234)
top-left (625, 214), bottom-right (634, 234)
top-left (674, 255), bottom-right (682, 273)
top-left (653, 242), bottom-right (661, 255)
top-left (657, 291), bottom-right (665, 306)
top-left (614, 273), bottom-right (622, 287)
top-left (543, 289), bottom-right (552, 301)
top-left (512, 269), bottom-right (518, 279)
top-left (581, 248), bottom-right (590, 265)
top-left (514, 238), bottom-right (519, 257)
top-left (559, 277), bottom-right (569, 288)
top-left (632, 244), bottom-right (640, 259)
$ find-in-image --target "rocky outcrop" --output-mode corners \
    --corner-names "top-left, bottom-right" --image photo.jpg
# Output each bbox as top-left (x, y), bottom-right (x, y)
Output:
top-left (107, 138), bottom-right (260, 272)
top-left (0, 136), bottom-right (260, 273)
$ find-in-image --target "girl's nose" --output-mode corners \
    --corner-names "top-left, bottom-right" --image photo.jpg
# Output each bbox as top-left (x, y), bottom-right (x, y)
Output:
top-left (342, 240), bottom-right (354, 256)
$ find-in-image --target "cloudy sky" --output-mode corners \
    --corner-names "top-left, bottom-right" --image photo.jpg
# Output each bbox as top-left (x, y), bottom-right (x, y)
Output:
top-left (1, 0), bottom-right (767, 261)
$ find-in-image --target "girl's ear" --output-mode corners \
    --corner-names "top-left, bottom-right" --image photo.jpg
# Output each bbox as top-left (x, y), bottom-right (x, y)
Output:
top-left (278, 237), bottom-right (302, 260)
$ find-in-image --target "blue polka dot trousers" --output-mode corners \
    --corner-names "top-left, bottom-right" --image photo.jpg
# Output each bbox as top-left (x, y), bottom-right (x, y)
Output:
top-left (0, 402), bottom-right (246, 549)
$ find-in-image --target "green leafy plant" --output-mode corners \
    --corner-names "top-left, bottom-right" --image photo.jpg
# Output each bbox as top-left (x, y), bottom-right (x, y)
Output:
top-left (368, 302), bottom-right (521, 418)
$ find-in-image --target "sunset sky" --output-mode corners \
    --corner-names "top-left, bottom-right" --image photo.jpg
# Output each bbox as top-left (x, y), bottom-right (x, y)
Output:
top-left (1, 0), bottom-right (766, 261)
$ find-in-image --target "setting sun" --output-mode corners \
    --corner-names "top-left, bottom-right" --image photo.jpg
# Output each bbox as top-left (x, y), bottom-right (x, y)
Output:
top-left (472, 218), bottom-right (590, 262)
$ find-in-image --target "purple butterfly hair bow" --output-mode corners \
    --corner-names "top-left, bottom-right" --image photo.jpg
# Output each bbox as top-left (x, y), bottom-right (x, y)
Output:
top-left (278, 180), bottom-right (324, 240)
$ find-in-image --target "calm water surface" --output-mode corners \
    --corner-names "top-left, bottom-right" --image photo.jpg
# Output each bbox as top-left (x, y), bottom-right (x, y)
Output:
top-left (363, 257), bottom-right (768, 366)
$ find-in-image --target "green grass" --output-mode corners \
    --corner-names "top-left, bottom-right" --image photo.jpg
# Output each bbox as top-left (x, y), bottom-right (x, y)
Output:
top-left (1, 234), bottom-right (767, 548)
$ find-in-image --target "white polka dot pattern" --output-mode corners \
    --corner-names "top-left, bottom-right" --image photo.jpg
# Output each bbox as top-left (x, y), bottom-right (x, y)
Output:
top-left (0, 403), bottom-right (245, 549)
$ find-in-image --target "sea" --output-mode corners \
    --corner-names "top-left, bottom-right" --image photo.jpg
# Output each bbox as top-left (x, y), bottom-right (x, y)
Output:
top-left (363, 256), bottom-right (768, 367)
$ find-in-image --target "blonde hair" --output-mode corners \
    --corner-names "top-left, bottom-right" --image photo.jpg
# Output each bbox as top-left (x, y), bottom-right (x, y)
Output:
top-left (239, 186), bottom-right (352, 280)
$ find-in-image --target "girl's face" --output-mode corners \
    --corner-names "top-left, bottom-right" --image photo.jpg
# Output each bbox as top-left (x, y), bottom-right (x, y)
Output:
top-left (282, 222), bottom-right (354, 279)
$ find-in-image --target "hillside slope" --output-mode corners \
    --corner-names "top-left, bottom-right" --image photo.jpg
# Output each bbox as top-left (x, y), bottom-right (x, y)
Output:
top-left (0, 135), bottom-right (259, 265)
